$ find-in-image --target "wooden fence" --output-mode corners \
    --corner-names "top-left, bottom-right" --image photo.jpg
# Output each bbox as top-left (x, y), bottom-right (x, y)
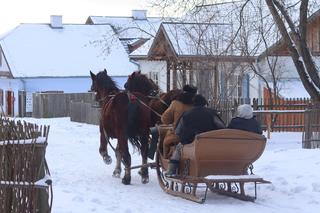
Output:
top-left (0, 117), bottom-right (52, 213)
top-left (33, 92), bottom-right (95, 118)
top-left (70, 101), bottom-right (100, 125)
top-left (211, 97), bottom-right (311, 132)
top-left (303, 104), bottom-right (320, 148)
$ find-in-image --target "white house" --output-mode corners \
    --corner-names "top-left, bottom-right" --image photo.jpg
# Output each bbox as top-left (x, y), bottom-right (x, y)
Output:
top-left (130, 22), bottom-right (255, 103)
top-left (0, 15), bottom-right (137, 116)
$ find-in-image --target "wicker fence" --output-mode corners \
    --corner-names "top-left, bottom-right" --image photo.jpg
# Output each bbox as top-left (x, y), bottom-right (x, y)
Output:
top-left (0, 117), bottom-right (52, 213)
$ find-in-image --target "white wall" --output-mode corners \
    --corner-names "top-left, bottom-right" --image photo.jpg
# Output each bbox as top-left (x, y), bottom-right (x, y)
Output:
top-left (138, 60), bottom-right (167, 91)
top-left (257, 56), bottom-right (320, 80)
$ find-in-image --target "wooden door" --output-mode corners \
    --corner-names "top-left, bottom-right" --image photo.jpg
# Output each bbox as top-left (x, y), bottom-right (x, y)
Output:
top-left (6, 91), bottom-right (14, 116)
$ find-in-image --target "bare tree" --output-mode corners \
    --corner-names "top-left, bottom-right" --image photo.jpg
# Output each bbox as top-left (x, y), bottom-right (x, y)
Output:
top-left (265, 0), bottom-right (320, 102)
top-left (150, 0), bottom-right (320, 102)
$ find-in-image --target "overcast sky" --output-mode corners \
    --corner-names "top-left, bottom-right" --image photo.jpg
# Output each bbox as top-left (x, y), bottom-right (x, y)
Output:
top-left (0, 0), bottom-right (155, 34)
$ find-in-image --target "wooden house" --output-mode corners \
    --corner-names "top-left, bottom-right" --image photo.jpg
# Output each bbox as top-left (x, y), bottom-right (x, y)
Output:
top-left (130, 22), bottom-right (257, 102)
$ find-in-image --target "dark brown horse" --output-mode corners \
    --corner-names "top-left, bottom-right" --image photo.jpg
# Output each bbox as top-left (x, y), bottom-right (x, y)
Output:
top-left (124, 71), bottom-right (183, 125)
top-left (90, 69), bottom-right (153, 185)
top-left (124, 71), bottom-right (159, 96)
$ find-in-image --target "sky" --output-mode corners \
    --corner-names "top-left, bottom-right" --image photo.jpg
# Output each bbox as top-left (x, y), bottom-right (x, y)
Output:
top-left (0, 0), bottom-right (154, 35)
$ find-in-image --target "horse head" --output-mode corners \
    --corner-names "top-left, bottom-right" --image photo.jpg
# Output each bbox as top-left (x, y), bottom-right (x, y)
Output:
top-left (124, 71), bottom-right (159, 96)
top-left (90, 69), bottom-right (119, 102)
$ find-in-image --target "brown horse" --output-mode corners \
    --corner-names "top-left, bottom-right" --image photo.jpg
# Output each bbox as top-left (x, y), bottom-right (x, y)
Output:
top-left (124, 71), bottom-right (159, 96)
top-left (90, 69), bottom-right (153, 185)
top-left (124, 71), bottom-right (183, 125)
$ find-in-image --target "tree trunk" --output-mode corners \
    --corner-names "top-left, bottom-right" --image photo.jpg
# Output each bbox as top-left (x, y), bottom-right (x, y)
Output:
top-left (265, 0), bottom-right (320, 102)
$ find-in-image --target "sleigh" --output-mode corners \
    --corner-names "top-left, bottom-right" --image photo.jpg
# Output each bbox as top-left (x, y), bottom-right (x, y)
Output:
top-left (154, 128), bottom-right (271, 203)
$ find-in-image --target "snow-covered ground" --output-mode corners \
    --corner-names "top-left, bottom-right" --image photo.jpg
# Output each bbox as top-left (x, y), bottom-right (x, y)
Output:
top-left (19, 117), bottom-right (320, 213)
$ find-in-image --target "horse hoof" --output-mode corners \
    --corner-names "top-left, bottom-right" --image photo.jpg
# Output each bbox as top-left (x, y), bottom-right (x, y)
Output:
top-left (112, 169), bottom-right (121, 178)
top-left (103, 155), bottom-right (112, 165)
top-left (122, 176), bottom-right (131, 185)
top-left (141, 177), bottom-right (149, 184)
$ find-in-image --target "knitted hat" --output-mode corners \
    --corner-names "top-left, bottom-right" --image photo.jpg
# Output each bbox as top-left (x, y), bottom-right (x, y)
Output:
top-left (183, 85), bottom-right (197, 94)
top-left (237, 104), bottom-right (253, 119)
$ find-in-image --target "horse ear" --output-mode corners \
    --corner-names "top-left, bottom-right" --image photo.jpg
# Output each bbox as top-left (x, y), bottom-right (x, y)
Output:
top-left (104, 69), bottom-right (107, 74)
top-left (90, 71), bottom-right (96, 80)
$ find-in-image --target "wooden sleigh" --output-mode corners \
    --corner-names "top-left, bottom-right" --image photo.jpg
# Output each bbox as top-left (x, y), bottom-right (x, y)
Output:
top-left (155, 128), bottom-right (271, 203)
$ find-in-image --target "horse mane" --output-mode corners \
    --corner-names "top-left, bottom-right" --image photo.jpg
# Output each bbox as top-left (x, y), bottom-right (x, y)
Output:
top-left (96, 71), bottom-right (120, 93)
top-left (125, 71), bottom-right (159, 96)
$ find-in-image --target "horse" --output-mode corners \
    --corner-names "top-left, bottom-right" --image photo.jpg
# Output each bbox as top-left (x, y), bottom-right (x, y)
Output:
top-left (90, 69), bottom-right (152, 185)
top-left (124, 71), bottom-right (159, 96)
top-left (124, 71), bottom-right (183, 125)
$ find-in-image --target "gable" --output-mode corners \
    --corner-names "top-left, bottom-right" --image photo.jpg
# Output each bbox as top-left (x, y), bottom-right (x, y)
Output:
top-left (0, 46), bottom-right (11, 77)
top-left (148, 27), bottom-right (177, 60)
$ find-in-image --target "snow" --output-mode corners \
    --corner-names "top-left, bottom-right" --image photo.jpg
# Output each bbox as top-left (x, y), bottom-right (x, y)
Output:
top-left (0, 137), bottom-right (46, 145)
top-left (278, 80), bottom-right (310, 98)
top-left (17, 117), bottom-right (320, 213)
top-left (162, 22), bottom-right (233, 56)
top-left (0, 24), bottom-right (137, 78)
top-left (88, 16), bottom-right (163, 39)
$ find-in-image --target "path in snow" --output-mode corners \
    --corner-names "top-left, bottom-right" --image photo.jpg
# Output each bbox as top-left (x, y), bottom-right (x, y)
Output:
top-left (20, 117), bottom-right (320, 213)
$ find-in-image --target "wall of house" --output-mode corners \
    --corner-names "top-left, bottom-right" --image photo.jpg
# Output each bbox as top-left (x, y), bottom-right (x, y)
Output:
top-left (138, 60), bottom-right (167, 92)
top-left (0, 78), bottom-right (24, 116)
top-left (0, 76), bottom-right (127, 117)
top-left (21, 76), bottom-right (127, 93)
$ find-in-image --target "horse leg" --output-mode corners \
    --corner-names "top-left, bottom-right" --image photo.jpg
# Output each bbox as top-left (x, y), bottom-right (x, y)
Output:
top-left (118, 136), bottom-right (131, 185)
top-left (139, 134), bottom-right (149, 184)
top-left (112, 144), bottom-right (122, 178)
top-left (99, 124), bottom-right (112, 165)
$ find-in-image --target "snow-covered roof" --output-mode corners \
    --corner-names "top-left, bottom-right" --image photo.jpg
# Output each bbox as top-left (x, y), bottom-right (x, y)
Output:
top-left (164, 22), bottom-right (234, 56)
top-left (0, 24), bottom-right (137, 78)
top-left (87, 16), bottom-right (163, 39)
top-left (278, 80), bottom-right (310, 98)
top-left (129, 39), bottom-right (153, 57)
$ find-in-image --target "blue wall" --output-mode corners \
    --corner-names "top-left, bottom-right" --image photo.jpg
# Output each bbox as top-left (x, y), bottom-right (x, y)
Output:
top-left (22, 76), bottom-right (127, 93)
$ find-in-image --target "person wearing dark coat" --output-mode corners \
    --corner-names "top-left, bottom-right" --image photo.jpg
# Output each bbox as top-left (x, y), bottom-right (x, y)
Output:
top-left (165, 94), bottom-right (225, 176)
top-left (228, 104), bottom-right (262, 134)
top-left (175, 95), bottom-right (225, 145)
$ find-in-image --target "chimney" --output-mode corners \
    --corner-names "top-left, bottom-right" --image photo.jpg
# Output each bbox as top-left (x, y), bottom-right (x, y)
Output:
top-left (50, 15), bottom-right (63, 28)
top-left (132, 10), bottom-right (147, 20)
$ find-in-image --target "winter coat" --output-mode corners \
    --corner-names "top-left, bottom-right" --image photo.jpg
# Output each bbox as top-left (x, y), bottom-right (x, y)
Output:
top-left (227, 116), bottom-right (262, 134)
top-left (161, 100), bottom-right (193, 128)
top-left (175, 106), bottom-right (226, 145)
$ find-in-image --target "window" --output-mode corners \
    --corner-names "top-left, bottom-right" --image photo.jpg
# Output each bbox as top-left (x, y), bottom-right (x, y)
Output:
top-left (227, 74), bottom-right (242, 98)
top-left (148, 71), bottom-right (159, 86)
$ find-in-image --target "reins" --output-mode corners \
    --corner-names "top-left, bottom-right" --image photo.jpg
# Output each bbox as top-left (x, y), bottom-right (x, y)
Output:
top-left (147, 95), bottom-right (169, 107)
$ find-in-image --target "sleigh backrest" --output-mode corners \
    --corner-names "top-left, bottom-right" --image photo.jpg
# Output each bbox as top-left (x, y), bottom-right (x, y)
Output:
top-left (181, 129), bottom-right (266, 177)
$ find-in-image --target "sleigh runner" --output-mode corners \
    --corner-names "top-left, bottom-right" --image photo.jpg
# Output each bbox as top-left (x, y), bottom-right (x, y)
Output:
top-left (154, 128), bottom-right (271, 203)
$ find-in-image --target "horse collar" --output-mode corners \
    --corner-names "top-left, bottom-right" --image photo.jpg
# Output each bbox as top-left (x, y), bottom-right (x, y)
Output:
top-left (127, 92), bottom-right (137, 102)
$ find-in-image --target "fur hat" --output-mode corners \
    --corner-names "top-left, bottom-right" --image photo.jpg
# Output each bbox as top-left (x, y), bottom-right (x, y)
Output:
top-left (193, 94), bottom-right (208, 107)
top-left (237, 104), bottom-right (253, 119)
top-left (183, 85), bottom-right (197, 94)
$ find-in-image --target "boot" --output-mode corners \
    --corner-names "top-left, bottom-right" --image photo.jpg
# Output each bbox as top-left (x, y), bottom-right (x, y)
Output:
top-left (148, 126), bottom-right (159, 160)
top-left (165, 160), bottom-right (179, 177)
